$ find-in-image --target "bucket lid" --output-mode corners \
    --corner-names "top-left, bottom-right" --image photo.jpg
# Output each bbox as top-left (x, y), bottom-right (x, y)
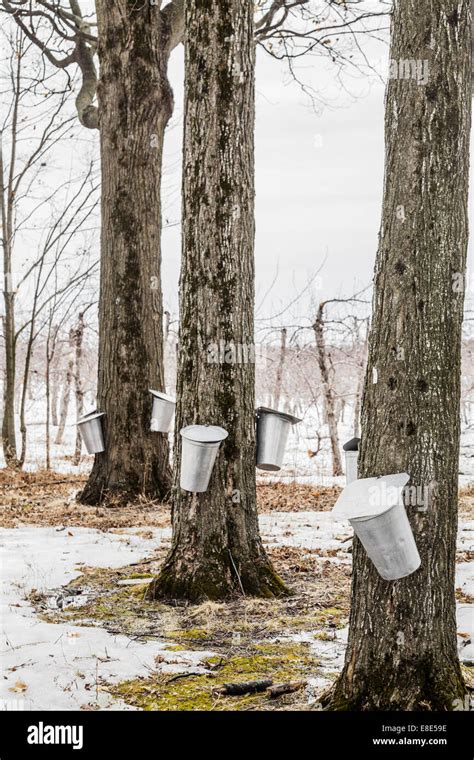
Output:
top-left (331, 472), bottom-right (410, 520)
top-left (149, 388), bottom-right (176, 404)
top-left (77, 411), bottom-right (105, 425)
top-left (343, 437), bottom-right (361, 452)
top-left (180, 425), bottom-right (229, 443)
top-left (255, 406), bottom-right (302, 425)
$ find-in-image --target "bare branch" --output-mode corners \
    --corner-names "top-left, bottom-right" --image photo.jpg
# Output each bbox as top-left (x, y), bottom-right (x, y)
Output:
top-left (161, 0), bottom-right (185, 54)
top-left (1, 0), bottom-right (99, 129)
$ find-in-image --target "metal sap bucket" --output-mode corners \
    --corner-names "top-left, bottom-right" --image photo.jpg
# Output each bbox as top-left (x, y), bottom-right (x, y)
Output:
top-left (179, 425), bottom-right (228, 493)
top-left (149, 389), bottom-right (176, 433)
top-left (343, 437), bottom-right (360, 484)
top-left (332, 473), bottom-right (421, 581)
top-left (77, 411), bottom-right (105, 454)
top-left (255, 407), bottom-right (301, 471)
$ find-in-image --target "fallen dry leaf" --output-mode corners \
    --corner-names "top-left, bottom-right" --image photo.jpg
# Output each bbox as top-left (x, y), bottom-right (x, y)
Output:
top-left (9, 679), bottom-right (28, 693)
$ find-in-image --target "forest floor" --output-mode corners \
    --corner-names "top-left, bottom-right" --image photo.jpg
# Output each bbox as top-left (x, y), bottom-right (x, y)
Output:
top-left (0, 471), bottom-right (473, 711)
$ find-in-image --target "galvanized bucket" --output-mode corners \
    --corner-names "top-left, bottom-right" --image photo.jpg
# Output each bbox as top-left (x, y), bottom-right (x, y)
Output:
top-left (255, 407), bottom-right (301, 471)
top-left (351, 503), bottom-right (421, 581)
top-left (77, 411), bottom-right (105, 454)
top-left (180, 425), bottom-right (228, 493)
top-left (149, 389), bottom-right (175, 433)
top-left (343, 437), bottom-right (360, 484)
top-left (332, 473), bottom-right (421, 581)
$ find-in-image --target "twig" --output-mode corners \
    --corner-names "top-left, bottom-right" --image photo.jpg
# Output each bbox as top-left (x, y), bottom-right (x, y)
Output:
top-left (267, 680), bottom-right (307, 699)
top-left (228, 549), bottom-right (245, 597)
top-left (167, 672), bottom-right (203, 684)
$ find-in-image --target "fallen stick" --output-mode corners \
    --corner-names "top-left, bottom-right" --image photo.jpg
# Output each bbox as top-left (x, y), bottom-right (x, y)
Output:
top-left (167, 672), bottom-right (203, 684)
top-left (214, 679), bottom-right (273, 696)
top-left (267, 680), bottom-right (307, 699)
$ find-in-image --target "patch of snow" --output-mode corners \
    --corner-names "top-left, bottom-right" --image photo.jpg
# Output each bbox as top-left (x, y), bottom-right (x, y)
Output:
top-left (457, 604), bottom-right (474, 664)
top-left (259, 511), bottom-right (351, 554)
top-left (0, 526), bottom-right (214, 711)
top-left (456, 563), bottom-right (474, 595)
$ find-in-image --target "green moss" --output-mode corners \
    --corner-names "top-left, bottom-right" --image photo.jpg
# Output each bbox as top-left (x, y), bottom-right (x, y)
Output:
top-left (314, 607), bottom-right (347, 628)
top-left (128, 573), bottom-right (154, 580)
top-left (36, 584), bottom-right (156, 626)
top-left (106, 642), bottom-right (318, 711)
top-left (314, 631), bottom-right (336, 641)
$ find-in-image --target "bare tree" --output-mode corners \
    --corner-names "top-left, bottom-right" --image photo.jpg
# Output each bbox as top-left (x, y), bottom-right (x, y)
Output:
top-left (255, 0), bottom-right (390, 106)
top-left (353, 317), bottom-right (368, 437)
top-left (149, 0), bottom-right (287, 601)
top-left (0, 28), bottom-right (98, 468)
top-left (326, 0), bottom-right (471, 710)
top-left (313, 301), bottom-right (343, 476)
top-left (55, 335), bottom-right (74, 446)
top-left (71, 312), bottom-right (84, 465)
top-left (14, 178), bottom-right (97, 467)
top-left (273, 327), bottom-right (287, 409)
top-left (50, 348), bottom-right (60, 428)
top-left (44, 317), bottom-right (60, 470)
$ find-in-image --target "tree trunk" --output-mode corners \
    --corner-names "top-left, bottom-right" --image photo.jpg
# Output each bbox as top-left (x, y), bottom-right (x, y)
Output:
top-left (353, 375), bottom-right (362, 439)
top-left (274, 327), bottom-right (287, 409)
top-left (339, 397), bottom-right (346, 424)
top-left (55, 336), bottom-right (74, 446)
top-left (149, 0), bottom-right (287, 602)
top-left (45, 344), bottom-right (51, 470)
top-left (72, 314), bottom-right (85, 466)
top-left (45, 323), bottom-right (59, 470)
top-left (50, 350), bottom-right (60, 427)
top-left (471, 0), bottom-right (474, 92)
top-left (353, 337), bottom-right (368, 438)
top-left (1, 138), bottom-right (18, 467)
top-left (79, 1), bottom-right (173, 504)
top-left (18, 321), bottom-right (36, 468)
top-left (1, 303), bottom-right (17, 467)
top-left (327, 0), bottom-right (471, 710)
top-left (313, 304), bottom-right (343, 476)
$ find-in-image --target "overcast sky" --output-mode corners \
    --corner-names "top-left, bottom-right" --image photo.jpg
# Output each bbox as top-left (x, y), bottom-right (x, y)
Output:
top-left (5, 12), bottom-right (473, 328)
top-left (161, 29), bottom-right (474, 324)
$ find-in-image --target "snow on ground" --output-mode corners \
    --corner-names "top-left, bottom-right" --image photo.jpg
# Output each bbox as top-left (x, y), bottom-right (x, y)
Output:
top-left (0, 527), bottom-right (212, 710)
top-left (1, 510), bottom-right (472, 710)
top-left (260, 511), bottom-right (350, 554)
top-left (259, 511), bottom-right (474, 667)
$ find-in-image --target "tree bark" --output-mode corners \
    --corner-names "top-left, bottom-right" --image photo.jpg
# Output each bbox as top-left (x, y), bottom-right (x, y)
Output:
top-left (338, 397), bottom-right (346, 425)
top-left (45, 322), bottom-right (59, 470)
top-left (72, 314), bottom-right (85, 466)
top-left (149, 0), bottom-right (287, 602)
top-left (313, 304), bottom-right (343, 476)
top-left (327, 0), bottom-right (471, 710)
top-left (354, 335), bottom-right (368, 438)
top-left (55, 334), bottom-right (74, 446)
top-left (50, 348), bottom-right (60, 427)
top-left (79, 1), bottom-right (174, 504)
top-left (1, 305), bottom-right (17, 466)
top-left (0, 88), bottom-right (18, 467)
top-left (274, 327), bottom-right (287, 409)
